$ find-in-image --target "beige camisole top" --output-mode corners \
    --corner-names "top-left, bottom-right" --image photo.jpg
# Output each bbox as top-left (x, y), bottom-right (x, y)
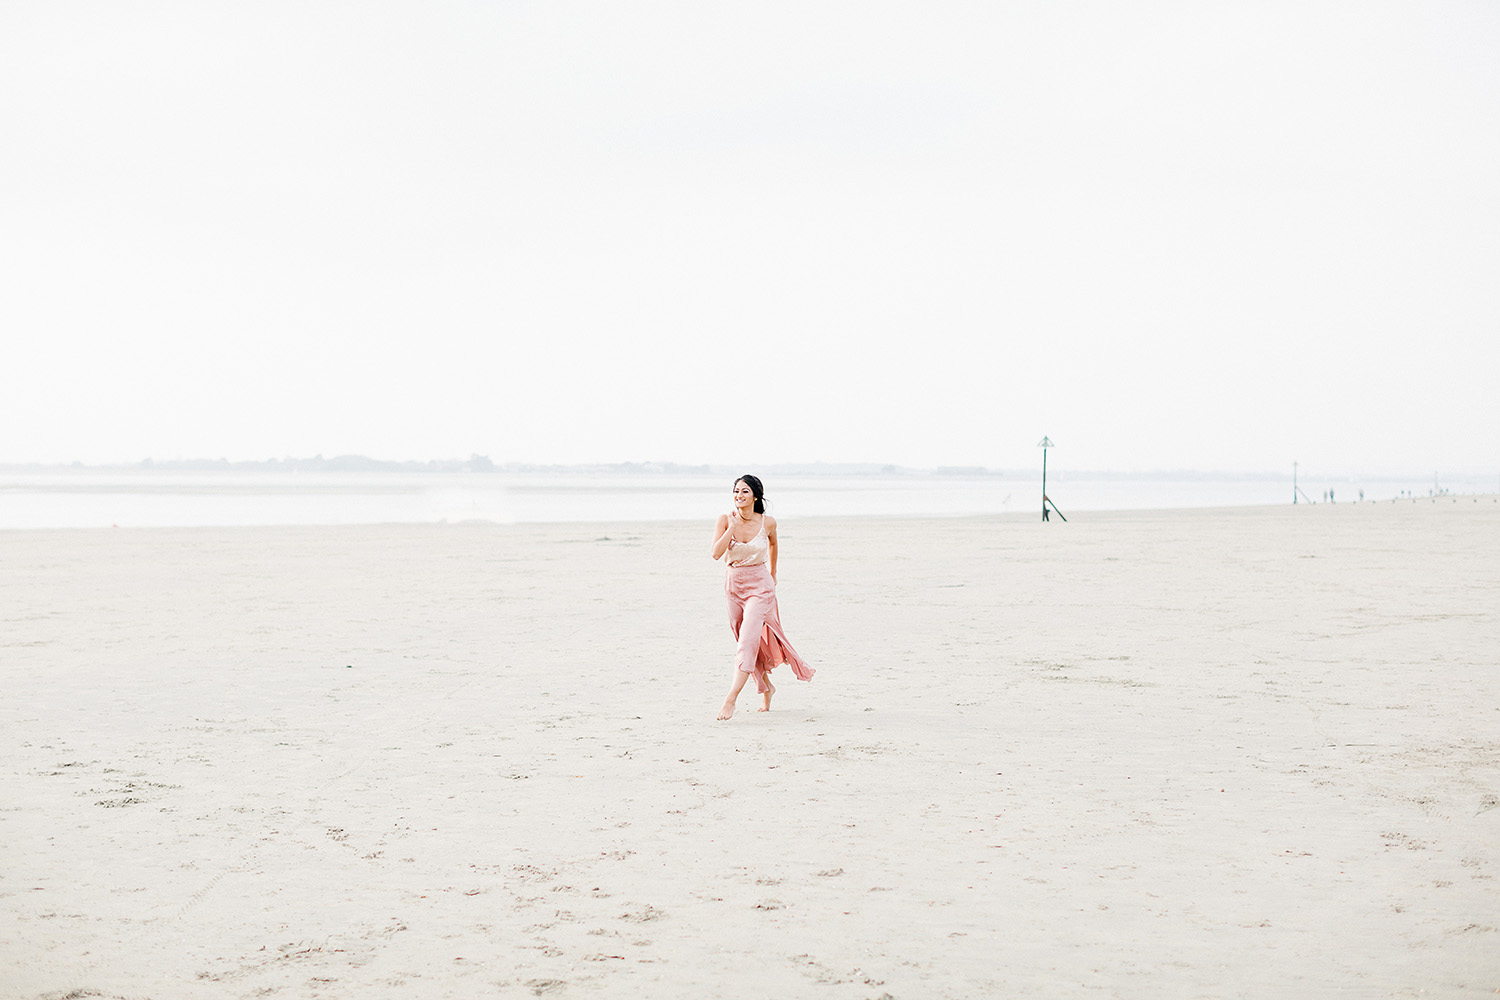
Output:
top-left (725, 517), bottom-right (769, 568)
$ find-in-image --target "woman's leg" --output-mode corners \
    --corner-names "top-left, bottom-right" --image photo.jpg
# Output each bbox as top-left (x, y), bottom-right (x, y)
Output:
top-left (720, 570), bottom-right (775, 719)
top-left (718, 666), bottom-right (751, 721)
top-left (720, 577), bottom-right (750, 719)
top-left (735, 595), bottom-right (772, 683)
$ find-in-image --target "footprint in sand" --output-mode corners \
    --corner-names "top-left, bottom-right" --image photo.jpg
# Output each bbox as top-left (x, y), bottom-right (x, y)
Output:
top-left (618, 904), bottom-right (666, 922)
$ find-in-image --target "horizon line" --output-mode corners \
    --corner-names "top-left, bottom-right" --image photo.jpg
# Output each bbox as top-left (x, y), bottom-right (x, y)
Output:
top-left (0, 455), bottom-right (1488, 482)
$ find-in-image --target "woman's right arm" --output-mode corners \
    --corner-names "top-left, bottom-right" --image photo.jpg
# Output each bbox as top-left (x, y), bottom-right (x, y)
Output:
top-left (710, 514), bottom-right (734, 560)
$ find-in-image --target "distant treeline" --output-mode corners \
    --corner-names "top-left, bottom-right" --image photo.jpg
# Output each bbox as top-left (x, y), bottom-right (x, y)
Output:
top-left (6, 459), bottom-right (1349, 480)
top-left (14, 458), bottom-right (1404, 482)
top-left (4, 454), bottom-right (507, 473)
top-left (4, 456), bottom-right (722, 474)
top-left (1, 457), bottom-right (1012, 476)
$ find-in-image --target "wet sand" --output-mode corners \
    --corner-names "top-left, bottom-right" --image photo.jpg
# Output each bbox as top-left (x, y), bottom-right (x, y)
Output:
top-left (3, 499), bottom-right (1498, 998)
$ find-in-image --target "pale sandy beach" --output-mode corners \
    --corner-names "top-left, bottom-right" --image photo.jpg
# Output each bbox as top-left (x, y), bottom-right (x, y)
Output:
top-left (3, 500), bottom-right (1498, 999)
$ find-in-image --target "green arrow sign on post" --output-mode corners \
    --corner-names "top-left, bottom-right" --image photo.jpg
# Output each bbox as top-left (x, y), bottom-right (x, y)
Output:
top-left (1038, 436), bottom-right (1066, 522)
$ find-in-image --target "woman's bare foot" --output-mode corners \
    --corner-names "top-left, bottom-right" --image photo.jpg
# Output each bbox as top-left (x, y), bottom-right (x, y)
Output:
top-left (719, 668), bottom-right (753, 720)
top-left (758, 679), bottom-right (775, 712)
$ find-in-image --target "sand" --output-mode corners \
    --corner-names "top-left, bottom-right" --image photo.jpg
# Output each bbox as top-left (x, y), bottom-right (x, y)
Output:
top-left (3, 499), bottom-right (1498, 999)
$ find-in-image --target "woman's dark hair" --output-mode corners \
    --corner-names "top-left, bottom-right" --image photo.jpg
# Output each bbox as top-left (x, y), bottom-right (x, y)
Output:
top-left (736, 474), bottom-right (766, 514)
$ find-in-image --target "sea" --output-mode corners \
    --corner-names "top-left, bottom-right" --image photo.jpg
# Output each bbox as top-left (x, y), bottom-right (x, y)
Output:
top-left (1, 467), bottom-right (1489, 530)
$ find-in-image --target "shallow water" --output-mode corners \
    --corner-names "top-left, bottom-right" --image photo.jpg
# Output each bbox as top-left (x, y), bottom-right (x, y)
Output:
top-left (1, 468), bottom-right (1485, 529)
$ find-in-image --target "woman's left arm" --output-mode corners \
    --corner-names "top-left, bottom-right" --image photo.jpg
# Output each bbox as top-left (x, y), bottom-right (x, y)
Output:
top-left (766, 516), bottom-right (778, 581)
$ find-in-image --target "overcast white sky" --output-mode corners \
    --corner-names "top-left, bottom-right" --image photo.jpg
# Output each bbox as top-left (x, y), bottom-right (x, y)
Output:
top-left (2, 1), bottom-right (1496, 474)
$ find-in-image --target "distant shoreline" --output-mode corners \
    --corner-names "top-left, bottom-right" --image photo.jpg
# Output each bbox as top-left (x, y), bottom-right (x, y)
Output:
top-left (0, 456), bottom-right (1480, 482)
top-left (0, 463), bottom-right (1492, 532)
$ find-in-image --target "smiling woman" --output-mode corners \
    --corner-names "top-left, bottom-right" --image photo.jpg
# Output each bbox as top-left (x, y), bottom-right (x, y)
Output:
top-left (709, 474), bottom-right (814, 719)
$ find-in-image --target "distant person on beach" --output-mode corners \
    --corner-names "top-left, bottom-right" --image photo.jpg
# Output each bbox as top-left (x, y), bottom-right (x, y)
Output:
top-left (710, 475), bottom-right (814, 719)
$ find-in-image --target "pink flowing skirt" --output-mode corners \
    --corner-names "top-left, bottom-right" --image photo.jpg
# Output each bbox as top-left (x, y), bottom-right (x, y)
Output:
top-left (724, 564), bottom-right (815, 694)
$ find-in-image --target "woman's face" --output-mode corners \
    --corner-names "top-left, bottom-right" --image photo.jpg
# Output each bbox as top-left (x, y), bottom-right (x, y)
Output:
top-left (733, 481), bottom-right (755, 511)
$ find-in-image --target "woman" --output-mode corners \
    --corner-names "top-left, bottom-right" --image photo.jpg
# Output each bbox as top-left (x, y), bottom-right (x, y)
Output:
top-left (710, 475), bottom-right (814, 719)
